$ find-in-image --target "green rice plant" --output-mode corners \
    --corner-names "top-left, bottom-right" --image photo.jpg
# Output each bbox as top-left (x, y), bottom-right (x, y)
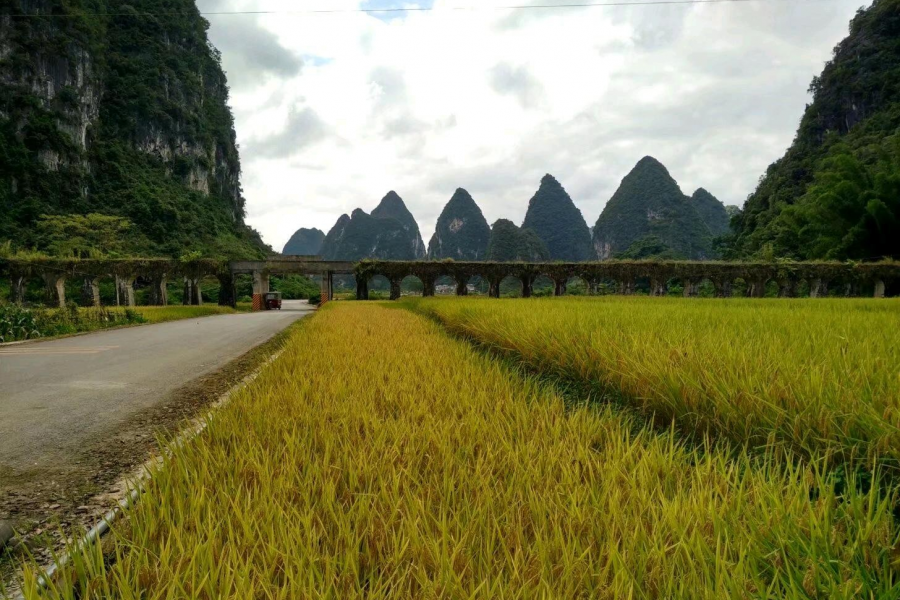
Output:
top-left (407, 296), bottom-right (900, 470)
top-left (21, 304), bottom-right (900, 598)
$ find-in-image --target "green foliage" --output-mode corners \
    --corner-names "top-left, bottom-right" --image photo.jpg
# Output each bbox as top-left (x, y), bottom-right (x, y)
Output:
top-left (731, 0), bottom-right (900, 259)
top-left (427, 188), bottom-right (491, 260)
top-left (768, 137), bottom-right (900, 260)
top-left (486, 219), bottom-right (550, 262)
top-left (0, 303), bottom-right (41, 342)
top-left (521, 175), bottom-right (592, 261)
top-left (270, 275), bottom-right (319, 300)
top-left (617, 235), bottom-right (685, 260)
top-left (593, 157), bottom-right (715, 260)
top-left (36, 213), bottom-right (133, 258)
top-left (307, 293), bottom-right (322, 306)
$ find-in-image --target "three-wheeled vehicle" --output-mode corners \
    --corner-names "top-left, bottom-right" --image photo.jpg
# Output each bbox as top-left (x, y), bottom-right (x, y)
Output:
top-left (264, 291), bottom-right (282, 310)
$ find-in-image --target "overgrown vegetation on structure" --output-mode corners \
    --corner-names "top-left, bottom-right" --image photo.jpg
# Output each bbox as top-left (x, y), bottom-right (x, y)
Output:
top-left (16, 303), bottom-right (900, 597)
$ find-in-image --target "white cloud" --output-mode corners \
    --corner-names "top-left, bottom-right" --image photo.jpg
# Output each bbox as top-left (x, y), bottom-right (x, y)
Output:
top-left (200, 0), bottom-right (869, 251)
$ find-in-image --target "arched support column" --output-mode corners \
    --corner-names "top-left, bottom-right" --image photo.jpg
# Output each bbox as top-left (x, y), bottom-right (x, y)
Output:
top-left (82, 277), bottom-right (101, 307)
top-left (748, 278), bottom-right (767, 298)
top-left (874, 279), bottom-right (886, 298)
top-left (183, 278), bottom-right (202, 306)
top-left (713, 279), bottom-right (732, 298)
top-left (618, 278), bottom-right (635, 296)
top-left (455, 277), bottom-right (468, 296)
top-left (251, 271), bottom-right (269, 311)
top-left (10, 275), bottom-right (26, 305)
top-left (217, 273), bottom-right (235, 308)
top-left (521, 274), bottom-right (534, 298)
top-left (116, 274), bottom-right (136, 307)
top-left (356, 276), bottom-right (369, 300)
top-left (809, 278), bottom-right (828, 298)
top-left (148, 274), bottom-right (168, 306)
top-left (778, 279), bottom-right (796, 298)
top-left (421, 275), bottom-right (436, 298)
top-left (650, 278), bottom-right (667, 297)
top-left (319, 271), bottom-right (334, 304)
top-left (389, 277), bottom-right (402, 301)
top-left (682, 279), bottom-right (697, 298)
top-left (588, 280), bottom-right (600, 296)
top-left (488, 276), bottom-right (502, 299)
top-left (553, 278), bottom-right (567, 297)
top-left (43, 273), bottom-right (66, 308)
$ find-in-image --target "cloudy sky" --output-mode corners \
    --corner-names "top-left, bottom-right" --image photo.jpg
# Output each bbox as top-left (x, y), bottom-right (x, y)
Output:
top-left (196, 0), bottom-right (869, 251)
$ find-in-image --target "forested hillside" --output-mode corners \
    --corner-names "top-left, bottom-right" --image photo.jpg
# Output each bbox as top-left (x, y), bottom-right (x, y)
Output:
top-left (0, 0), bottom-right (265, 258)
top-left (427, 188), bottom-right (491, 260)
top-left (729, 0), bottom-right (900, 260)
top-left (592, 157), bottom-right (716, 260)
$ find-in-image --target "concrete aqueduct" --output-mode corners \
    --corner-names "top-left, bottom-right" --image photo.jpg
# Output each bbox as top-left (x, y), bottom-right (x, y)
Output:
top-left (2, 257), bottom-right (898, 308)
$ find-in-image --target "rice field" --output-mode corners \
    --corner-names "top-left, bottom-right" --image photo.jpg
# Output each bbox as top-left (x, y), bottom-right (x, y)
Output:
top-left (408, 296), bottom-right (900, 470)
top-left (18, 303), bottom-right (900, 598)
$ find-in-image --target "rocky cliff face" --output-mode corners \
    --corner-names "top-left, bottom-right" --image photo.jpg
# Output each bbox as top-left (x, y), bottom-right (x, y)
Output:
top-left (0, 0), bottom-right (261, 257)
top-left (486, 219), bottom-right (550, 262)
top-left (592, 157), bottom-right (714, 260)
top-left (283, 227), bottom-right (325, 256)
top-left (427, 188), bottom-right (491, 260)
top-left (320, 193), bottom-right (425, 260)
top-left (521, 174), bottom-right (592, 261)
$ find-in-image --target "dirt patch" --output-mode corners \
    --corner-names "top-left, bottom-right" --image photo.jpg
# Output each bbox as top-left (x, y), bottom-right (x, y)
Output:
top-left (0, 319), bottom-right (304, 585)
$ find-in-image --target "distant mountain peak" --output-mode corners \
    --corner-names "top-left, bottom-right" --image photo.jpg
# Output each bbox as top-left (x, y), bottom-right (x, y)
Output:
top-left (592, 157), bottom-right (714, 260)
top-left (320, 193), bottom-right (425, 260)
top-left (428, 188), bottom-right (491, 260)
top-left (522, 175), bottom-right (591, 261)
top-left (282, 227), bottom-right (325, 256)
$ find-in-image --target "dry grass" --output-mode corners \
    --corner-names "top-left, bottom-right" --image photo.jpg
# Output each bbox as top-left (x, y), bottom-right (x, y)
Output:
top-left (408, 296), bottom-right (900, 469)
top-left (19, 303), bottom-right (900, 598)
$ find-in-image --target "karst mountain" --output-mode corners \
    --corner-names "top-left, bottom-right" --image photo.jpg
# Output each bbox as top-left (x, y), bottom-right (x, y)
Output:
top-left (319, 192), bottom-right (426, 260)
top-left (521, 175), bottom-right (592, 261)
top-left (592, 157), bottom-right (717, 260)
top-left (427, 189), bottom-right (491, 260)
top-left (282, 228), bottom-right (325, 256)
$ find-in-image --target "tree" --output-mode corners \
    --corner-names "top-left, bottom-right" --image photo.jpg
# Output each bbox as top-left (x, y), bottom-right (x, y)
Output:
top-left (36, 213), bottom-right (133, 258)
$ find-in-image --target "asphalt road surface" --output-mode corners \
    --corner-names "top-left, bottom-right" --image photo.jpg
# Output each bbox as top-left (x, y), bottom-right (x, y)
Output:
top-left (0, 301), bottom-right (312, 474)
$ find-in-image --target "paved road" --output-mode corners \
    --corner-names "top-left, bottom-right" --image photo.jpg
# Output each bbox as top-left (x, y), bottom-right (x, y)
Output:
top-left (0, 302), bottom-right (312, 473)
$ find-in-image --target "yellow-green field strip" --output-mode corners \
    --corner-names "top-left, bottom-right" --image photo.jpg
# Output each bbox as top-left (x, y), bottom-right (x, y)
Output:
top-left (17, 303), bottom-right (900, 598)
top-left (408, 296), bottom-right (900, 469)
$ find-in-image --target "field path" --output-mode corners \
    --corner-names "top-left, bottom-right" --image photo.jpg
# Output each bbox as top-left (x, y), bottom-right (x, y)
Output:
top-left (0, 302), bottom-right (310, 474)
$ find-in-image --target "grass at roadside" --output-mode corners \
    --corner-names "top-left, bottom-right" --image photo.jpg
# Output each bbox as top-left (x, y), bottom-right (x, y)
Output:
top-left (406, 296), bottom-right (900, 470)
top-left (0, 304), bottom-right (243, 343)
top-left (19, 303), bottom-right (900, 598)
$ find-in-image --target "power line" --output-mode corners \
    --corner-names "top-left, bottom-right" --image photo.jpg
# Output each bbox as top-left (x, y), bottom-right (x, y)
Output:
top-left (5, 0), bottom-right (832, 18)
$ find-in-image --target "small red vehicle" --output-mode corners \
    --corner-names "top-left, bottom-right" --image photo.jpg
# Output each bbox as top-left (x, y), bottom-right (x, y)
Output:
top-left (264, 291), bottom-right (282, 310)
